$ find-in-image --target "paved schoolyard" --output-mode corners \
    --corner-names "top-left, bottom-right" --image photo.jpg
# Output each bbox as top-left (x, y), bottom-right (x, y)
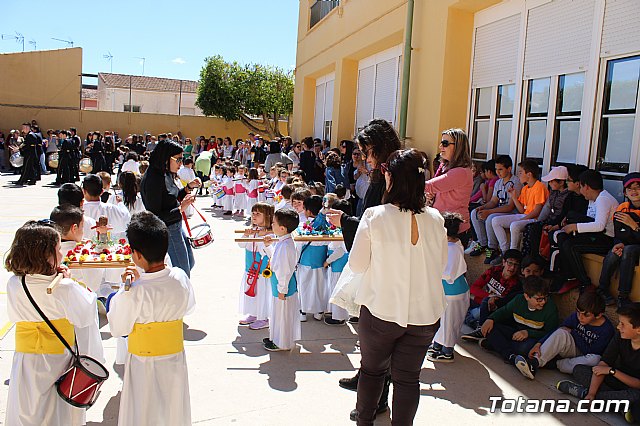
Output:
top-left (0, 171), bottom-right (627, 425)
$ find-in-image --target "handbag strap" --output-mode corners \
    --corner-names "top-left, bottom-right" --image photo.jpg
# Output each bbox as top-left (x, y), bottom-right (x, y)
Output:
top-left (21, 275), bottom-right (78, 358)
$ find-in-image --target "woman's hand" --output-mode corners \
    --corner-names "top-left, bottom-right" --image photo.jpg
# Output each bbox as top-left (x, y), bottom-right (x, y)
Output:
top-left (180, 194), bottom-right (196, 211)
top-left (187, 178), bottom-right (202, 189)
top-left (326, 209), bottom-right (344, 228)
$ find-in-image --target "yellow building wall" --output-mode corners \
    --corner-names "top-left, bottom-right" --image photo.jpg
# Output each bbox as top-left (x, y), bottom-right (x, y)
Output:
top-left (293, 0), bottom-right (499, 160)
top-left (0, 48), bottom-right (287, 141)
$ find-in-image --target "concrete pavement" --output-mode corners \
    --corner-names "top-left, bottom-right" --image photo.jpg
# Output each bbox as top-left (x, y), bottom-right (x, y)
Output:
top-left (0, 171), bottom-right (627, 425)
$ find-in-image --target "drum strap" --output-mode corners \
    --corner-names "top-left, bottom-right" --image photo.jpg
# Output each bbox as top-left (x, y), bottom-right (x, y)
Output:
top-left (20, 275), bottom-right (78, 359)
top-left (182, 206), bottom-right (208, 237)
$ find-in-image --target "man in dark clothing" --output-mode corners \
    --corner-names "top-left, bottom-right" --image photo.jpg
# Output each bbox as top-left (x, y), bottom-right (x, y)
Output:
top-left (16, 123), bottom-right (41, 185)
top-left (299, 137), bottom-right (318, 183)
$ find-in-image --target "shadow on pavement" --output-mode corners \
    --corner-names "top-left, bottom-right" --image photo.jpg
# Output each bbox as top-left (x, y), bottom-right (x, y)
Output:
top-left (87, 390), bottom-right (121, 426)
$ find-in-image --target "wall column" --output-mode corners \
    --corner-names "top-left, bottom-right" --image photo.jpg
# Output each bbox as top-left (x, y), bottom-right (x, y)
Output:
top-left (332, 58), bottom-right (358, 145)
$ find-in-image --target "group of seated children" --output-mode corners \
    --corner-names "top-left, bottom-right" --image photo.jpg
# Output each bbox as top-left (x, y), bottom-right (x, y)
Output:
top-left (468, 155), bottom-right (640, 306)
top-left (5, 195), bottom-right (195, 425)
top-left (236, 189), bottom-right (352, 351)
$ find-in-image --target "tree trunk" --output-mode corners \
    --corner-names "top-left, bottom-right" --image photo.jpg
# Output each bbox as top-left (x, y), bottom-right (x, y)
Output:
top-left (286, 114), bottom-right (292, 137)
top-left (238, 113), bottom-right (276, 139)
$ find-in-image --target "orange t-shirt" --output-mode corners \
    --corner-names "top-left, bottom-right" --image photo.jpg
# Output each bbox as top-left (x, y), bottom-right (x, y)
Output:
top-left (518, 180), bottom-right (549, 215)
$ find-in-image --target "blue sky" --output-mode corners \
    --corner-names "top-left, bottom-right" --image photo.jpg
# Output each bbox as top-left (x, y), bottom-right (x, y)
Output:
top-left (0, 0), bottom-right (299, 81)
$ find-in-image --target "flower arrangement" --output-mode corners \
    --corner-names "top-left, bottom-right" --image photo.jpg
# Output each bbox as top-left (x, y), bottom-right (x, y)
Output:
top-left (63, 239), bottom-right (132, 264)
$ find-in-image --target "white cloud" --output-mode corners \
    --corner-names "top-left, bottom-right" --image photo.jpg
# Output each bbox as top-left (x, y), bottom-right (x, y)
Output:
top-left (172, 57), bottom-right (186, 65)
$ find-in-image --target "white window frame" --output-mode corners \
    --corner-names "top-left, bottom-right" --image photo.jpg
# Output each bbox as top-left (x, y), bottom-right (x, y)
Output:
top-left (314, 72), bottom-right (335, 142)
top-left (468, 84), bottom-right (516, 161)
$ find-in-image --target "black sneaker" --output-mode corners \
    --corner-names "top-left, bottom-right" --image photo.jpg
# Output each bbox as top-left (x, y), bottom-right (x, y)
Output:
top-left (470, 245), bottom-right (486, 257)
top-left (427, 343), bottom-right (443, 356)
top-left (557, 380), bottom-right (587, 399)
top-left (263, 340), bottom-right (287, 352)
top-left (348, 317), bottom-right (359, 324)
top-left (324, 317), bottom-right (346, 326)
top-left (506, 354), bottom-right (517, 365)
top-left (427, 351), bottom-right (454, 363)
top-left (478, 338), bottom-right (491, 350)
top-left (339, 373), bottom-right (359, 392)
top-left (515, 355), bottom-right (538, 379)
top-left (461, 328), bottom-right (484, 341)
top-left (349, 404), bottom-right (389, 422)
top-left (484, 248), bottom-right (499, 265)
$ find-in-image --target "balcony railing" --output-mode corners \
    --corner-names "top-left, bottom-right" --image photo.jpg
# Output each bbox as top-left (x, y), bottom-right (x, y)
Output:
top-left (310, 0), bottom-right (339, 29)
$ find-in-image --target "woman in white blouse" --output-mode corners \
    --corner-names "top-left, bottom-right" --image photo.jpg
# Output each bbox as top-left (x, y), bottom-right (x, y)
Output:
top-left (351, 149), bottom-right (448, 425)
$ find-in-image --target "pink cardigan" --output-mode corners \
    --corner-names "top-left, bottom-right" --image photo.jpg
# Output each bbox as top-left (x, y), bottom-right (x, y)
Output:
top-left (425, 166), bottom-right (473, 233)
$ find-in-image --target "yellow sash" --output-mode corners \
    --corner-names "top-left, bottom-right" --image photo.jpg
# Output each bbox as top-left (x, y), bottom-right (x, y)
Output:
top-left (128, 319), bottom-right (184, 357)
top-left (15, 319), bottom-right (74, 354)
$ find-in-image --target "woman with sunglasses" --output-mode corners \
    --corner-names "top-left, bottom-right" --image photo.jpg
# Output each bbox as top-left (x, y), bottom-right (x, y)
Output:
top-left (140, 140), bottom-right (201, 277)
top-left (351, 149), bottom-right (447, 425)
top-left (424, 128), bottom-right (474, 247)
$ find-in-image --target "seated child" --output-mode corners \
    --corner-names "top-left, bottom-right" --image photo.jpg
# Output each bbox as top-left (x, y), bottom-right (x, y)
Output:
top-left (263, 209), bottom-right (301, 351)
top-left (558, 303), bottom-right (640, 415)
top-left (515, 291), bottom-right (614, 379)
top-left (238, 203), bottom-right (274, 330)
top-left (5, 220), bottom-right (101, 425)
top-left (107, 212), bottom-right (195, 426)
top-left (477, 276), bottom-right (559, 365)
top-left (297, 195), bottom-right (329, 321)
top-left (428, 212), bottom-right (469, 362)
top-left (323, 199), bottom-right (352, 326)
top-left (598, 172), bottom-right (640, 308)
top-left (463, 249), bottom-right (522, 333)
top-left (490, 159), bottom-right (549, 265)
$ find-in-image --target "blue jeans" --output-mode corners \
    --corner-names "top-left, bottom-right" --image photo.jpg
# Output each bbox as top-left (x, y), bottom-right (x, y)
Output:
top-left (167, 221), bottom-right (194, 277)
top-left (485, 323), bottom-right (537, 361)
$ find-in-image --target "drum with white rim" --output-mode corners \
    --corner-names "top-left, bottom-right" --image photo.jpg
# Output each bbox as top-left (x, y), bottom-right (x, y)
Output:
top-left (79, 157), bottom-right (93, 173)
top-left (10, 152), bottom-right (23, 168)
top-left (48, 152), bottom-right (59, 169)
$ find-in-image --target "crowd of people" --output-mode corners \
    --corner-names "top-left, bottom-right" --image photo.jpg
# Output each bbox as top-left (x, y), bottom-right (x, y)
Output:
top-left (3, 116), bottom-right (640, 425)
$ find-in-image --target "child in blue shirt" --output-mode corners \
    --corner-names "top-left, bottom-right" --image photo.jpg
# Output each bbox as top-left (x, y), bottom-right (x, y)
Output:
top-left (515, 291), bottom-right (615, 379)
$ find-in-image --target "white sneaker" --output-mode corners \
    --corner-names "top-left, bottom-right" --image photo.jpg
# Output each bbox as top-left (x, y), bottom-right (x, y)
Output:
top-left (464, 241), bottom-right (480, 255)
top-left (313, 313), bottom-right (324, 321)
top-left (300, 313), bottom-right (307, 322)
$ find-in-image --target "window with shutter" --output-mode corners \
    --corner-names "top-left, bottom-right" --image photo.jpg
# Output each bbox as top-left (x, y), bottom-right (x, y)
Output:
top-left (373, 57), bottom-right (400, 126)
top-left (472, 14), bottom-right (520, 89)
top-left (355, 65), bottom-right (375, 131)
top-left (601, 0), bottom-right (640, 58)
top-left (314, 84), bottom-right (325, 140)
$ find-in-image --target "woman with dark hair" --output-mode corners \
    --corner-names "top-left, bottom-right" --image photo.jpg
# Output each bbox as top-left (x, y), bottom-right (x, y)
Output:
top-left (299, 136), bottom-right (317, 183)
top-left (114, 171), bottom-right (145, 214)
top-left (352, 149), bottom-right (446, 425)
top-left (424, 128), bottom-right (474, 246)
top-left (87, 131), bottom-right (108, 173)
top-left (340, 139), bottom-right (356, 202)
top-left (140, 140), bottom-right (201, 277)
top-left (263, 140), bottom-right (293, 173)
top-left (324, 151), bottom-right (347, 194)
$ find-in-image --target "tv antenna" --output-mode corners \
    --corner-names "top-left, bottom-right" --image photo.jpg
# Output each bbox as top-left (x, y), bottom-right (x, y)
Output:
top-left (51, 37), bottom-right (74, 47)
top-left (1, 32), bottom-right (25, 51)
top-left (134, 57), bottom-right (146, 75)
top-left (103, 52), bottom-right (114, 73)
top-left (29, 39), bottom-right (37, 50)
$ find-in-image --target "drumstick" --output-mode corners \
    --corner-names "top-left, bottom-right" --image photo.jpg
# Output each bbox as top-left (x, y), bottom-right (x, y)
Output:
top-left (124, 276), bottom-right (132, 291)
top-left (46, 274), bottom-right (64, 295)
top-left (234, 228), bottom-right (273, 233)
top-left (234, 237), bottom-right (280, 242)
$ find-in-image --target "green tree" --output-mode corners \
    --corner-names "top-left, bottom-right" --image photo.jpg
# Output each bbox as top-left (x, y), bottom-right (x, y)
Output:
top-left (196, 55), bottom-right (294, 139)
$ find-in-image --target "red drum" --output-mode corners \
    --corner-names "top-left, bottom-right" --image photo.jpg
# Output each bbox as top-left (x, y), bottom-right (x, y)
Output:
top-left (56, 355), bottom-right (109, 408)
top-left (187, 223), bottom-right (213, 249)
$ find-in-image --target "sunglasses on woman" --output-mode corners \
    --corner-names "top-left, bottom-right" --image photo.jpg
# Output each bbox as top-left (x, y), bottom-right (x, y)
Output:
top-left (440, 140), bottom-right (456, 148)
top-left (170, 156), bottom-right (184, 164)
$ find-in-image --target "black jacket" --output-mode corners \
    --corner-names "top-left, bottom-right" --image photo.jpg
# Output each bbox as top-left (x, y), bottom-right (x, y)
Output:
top-left (340, 179), bottom-right (385, 251)
top-left (140, 168), bottom-right (187, 226)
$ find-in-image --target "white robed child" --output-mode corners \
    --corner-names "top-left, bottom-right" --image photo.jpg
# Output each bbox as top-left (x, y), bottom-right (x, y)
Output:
top-left (234, 165), bottom-right (248, 216)
top-left (107, 212), bottom-right (195, 426)
top-left (222, 166), bottom-right (236, 215)
top-left (5, 220), bottom-right (103, 426)
top-left (263, 209), bottom-right (302, 351)
top-left (238, 203), bottom-right (275, 330)
top-left (244, 167), bottom-right (261, 217)
top-left (322, 199), bottom-right (352, 325)
top-left (428, 212), bottom-right (470, 363)
top-left (296, 196), bottom-right (328, 321)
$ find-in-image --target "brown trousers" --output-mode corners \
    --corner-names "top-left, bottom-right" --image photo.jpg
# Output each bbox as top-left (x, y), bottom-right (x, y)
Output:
top-left (356, 306), bottom-right (439, 426)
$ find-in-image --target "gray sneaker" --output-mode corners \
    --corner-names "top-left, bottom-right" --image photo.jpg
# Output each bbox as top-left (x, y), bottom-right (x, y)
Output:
top-left (461, 328), bottom-right (484, 341)
top-left (490, 255), bottom-right (504, 266)
top-left (557, 380), bottom-right (587, 399)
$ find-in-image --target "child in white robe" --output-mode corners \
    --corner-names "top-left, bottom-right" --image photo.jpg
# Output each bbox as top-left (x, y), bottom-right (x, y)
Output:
top-left (210, 165), bottom-right (224, 208)
top-left (107, 212), bottom-right (195, 426)
top-left (238, 203), bottom-right (274, 330)
top-left (257, 167), bottom-right (268, 203)
top-left (263, 209), bottom-right (301, 351)
top-left (296, 196), bottom-right (328, 321)
top-left (222, 166), bottom-right (235, 215)
top-left (82, 174), bottom-right (131, 237)
top-left (5, 220), bottom-right (102, 426)
top-left (428, 212), bottom-right (470, 363)
top-left (244, 167), bottom-right (261, 217)
top-left (234, 165), bottom-right (248, 216)
top-left (291, 188), bottom-right (310, 225)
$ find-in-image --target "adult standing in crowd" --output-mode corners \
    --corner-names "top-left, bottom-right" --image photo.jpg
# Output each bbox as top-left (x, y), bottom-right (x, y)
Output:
top-left (340, 139), bottom-right (356, 198)
top-left (326, 119), bottom-right (402, 419)
top-left (16, 123), bottom-right (41, 185)
top-left (299, 137), bottom-right (318, 183)
top-left (351, 148), bottom-right (446, 425)
top-left (263, 140), bottom-right (293, 173)
top-left (251, 137), bottom-right (268, 168)
top-left (140, 140), bottom-right (201, 277)
top-left (288, 141), bottom-right (302, 171)
top-left (424, 128), bottom-right (474, 246)
top-left (55, 130), bottom-right (76, 185)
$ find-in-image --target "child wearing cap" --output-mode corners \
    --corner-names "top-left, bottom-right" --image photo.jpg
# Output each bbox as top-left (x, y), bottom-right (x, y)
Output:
top-left (597, 172), bottom-right (640, 308)
top-left (521, 166), bottom-right (570, 257)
